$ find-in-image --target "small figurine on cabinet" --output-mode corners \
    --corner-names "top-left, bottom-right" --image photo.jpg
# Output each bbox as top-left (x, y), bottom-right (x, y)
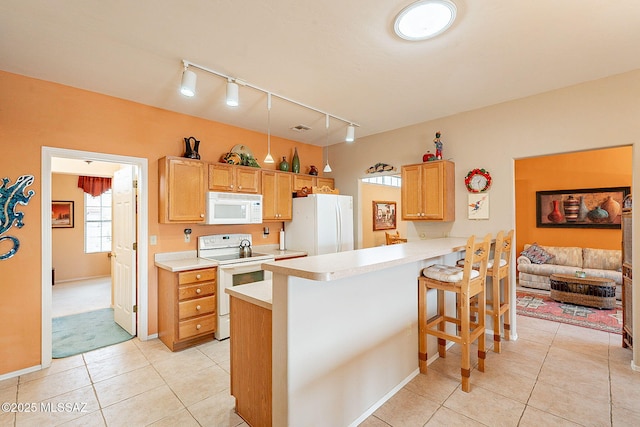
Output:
top-left (434, 131), bottom-right (443, 160)
top-left (308, 165), bottom-right (318, 176)
top-left (183, 136), bottom-right (201, 160)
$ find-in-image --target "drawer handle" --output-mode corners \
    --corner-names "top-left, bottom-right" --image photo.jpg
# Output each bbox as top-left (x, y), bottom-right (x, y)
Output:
top-left (196, 324), bottom-right (201, 330)
top-left (196, 288), bottom-right (201, 294)
top-left (196, 274), bottom-right (201, 279)
top-left (196, 305), bottom-right (201, 310)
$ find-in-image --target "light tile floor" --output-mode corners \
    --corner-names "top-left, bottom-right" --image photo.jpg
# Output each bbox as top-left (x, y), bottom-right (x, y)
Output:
top-left (2, 315), bottom-right (639, 426)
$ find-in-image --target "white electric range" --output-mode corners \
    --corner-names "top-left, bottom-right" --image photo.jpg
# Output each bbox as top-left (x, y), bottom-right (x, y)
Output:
top-left (198, 233), bottom-right (274, 339)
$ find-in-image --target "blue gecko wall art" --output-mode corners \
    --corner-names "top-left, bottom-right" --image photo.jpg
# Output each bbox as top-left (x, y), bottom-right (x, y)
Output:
top-left (0, 175), bottom-right (35, 260)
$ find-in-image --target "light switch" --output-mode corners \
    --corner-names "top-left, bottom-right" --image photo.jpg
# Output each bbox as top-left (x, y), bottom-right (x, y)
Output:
top-left (150, 235), bottom-right (157, 245)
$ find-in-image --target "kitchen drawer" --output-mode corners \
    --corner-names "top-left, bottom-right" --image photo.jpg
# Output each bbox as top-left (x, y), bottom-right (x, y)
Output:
top-left (178, 268), bottom-right (217, 285)
top-left (178, 282), bottom-right (216, 301)
top-left (179, 296), bottom-right (216, 320)
top-left (178, 314), bottom-right (216, 340)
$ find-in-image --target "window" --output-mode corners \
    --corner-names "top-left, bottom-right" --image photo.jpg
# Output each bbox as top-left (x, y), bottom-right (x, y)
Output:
top-left (85, 190), bottom-right (112, 253)
top-left (362, 175), bottom-right (402, 187)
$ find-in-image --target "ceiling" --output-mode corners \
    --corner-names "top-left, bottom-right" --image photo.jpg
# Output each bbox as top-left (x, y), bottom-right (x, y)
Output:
top-left (2, 1), bottom-right (640, 147)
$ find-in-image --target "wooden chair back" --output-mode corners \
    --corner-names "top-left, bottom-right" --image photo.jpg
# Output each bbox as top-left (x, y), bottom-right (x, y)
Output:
top-left (385, 231), bottom-right (407, 245)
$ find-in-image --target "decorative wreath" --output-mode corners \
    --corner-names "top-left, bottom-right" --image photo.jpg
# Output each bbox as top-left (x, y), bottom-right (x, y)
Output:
top-left (464, 168), bottom-right (492, 193)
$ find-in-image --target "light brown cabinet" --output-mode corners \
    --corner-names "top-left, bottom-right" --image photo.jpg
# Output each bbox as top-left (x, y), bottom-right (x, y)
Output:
top-left (401, 160), bottom-right (455, 221)
top-left (230, 296), bottom-right (272, 427)
top-left (292, 175), bottom-right (334, 191)
top-left (158, 267), bottom-right (217, 351)
top-left (262, 170), bottom-right (293, 221)
top-left (208, 163), bottom-right (261, 193)
top-left (158, 156), bottom-right (206, 223)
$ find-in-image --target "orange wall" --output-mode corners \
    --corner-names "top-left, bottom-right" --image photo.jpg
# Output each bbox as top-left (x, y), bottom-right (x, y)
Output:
top-left (0, 71), bottom-right (323, 375)
top-left (514, 146), bottom-right (632, 253)
top-left (360, 183), bottom-right (407, 248)
top-left (52, 174), bottom-right (111, 281)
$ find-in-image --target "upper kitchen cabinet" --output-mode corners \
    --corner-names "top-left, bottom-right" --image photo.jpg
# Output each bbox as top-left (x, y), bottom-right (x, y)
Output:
top-left (401, 160), bottom-right (455, 221)
top-left (158, 156), bottom-right (206, 223)
top-left (292, 175), bottom-right (334, 191)
top-left (262, 170), bottom-right (293, 221)
top-left (208, 163), bottom-right (261, 193)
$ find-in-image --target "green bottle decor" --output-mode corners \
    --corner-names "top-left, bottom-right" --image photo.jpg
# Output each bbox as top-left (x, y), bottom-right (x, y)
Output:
top-left (292, 147), bottom-right (300, 173)
top-left (279, 156), bottom-right (289, 172)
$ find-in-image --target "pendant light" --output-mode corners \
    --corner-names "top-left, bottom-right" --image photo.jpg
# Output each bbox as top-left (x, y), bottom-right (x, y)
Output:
top-left (323, 114), bottom-right (332, 173)
top-left (264, 93), bottom-right (274, 164)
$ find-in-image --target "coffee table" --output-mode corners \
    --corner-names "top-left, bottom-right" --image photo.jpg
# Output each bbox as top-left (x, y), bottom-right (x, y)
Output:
top-left (549, 273), bottom-right (616, 309)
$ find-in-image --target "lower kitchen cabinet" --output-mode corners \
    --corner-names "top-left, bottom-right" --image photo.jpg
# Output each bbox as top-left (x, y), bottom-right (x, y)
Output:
top-left (158, 267), bottom-right (217, 351)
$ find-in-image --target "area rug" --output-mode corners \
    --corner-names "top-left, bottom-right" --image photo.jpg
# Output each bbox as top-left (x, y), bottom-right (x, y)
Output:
top-left (52, 308), bottom-right (134, 358)
top-left (516, 291), bottom-right (622, 334)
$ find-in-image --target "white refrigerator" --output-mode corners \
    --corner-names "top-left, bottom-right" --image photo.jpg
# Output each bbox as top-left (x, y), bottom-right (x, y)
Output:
top-left (285, 194), bottom-right (354, 256)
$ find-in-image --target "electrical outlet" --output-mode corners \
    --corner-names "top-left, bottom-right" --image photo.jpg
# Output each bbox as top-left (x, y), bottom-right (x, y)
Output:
top-left (149, 235), bottom-right (157, 245)
top-left (184, 228), bottom-right (192, 243)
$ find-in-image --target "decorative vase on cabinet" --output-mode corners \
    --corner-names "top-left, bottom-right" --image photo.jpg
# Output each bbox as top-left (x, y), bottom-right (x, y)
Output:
top-left (292, 148), bottom-right (300, 173)
top-left (279, 156), bottom-right (289, 172)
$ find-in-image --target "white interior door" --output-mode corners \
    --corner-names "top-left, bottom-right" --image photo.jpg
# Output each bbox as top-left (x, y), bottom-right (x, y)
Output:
top-left (112, 165), bottom-right (137, 335)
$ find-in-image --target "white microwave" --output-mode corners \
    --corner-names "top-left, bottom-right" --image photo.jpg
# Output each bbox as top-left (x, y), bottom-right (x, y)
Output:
top-left (205, 192), bottom-right (263, 225)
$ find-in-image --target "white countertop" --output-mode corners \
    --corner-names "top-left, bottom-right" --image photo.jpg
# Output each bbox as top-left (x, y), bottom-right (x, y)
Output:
top-left (154, 250), bottom-right (218, 272)
top-left (154, 246), bottom-right (307, 272)
top-left (225, 280), bottom-right (272, 310)
top-left (253, 244), bottom-right (307, 260)
top-left (262, 237), bottom-right (468, 281)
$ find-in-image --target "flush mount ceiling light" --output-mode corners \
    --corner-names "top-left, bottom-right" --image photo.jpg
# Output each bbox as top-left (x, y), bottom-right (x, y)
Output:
top-left (394, 0), bottom-right (457, 41)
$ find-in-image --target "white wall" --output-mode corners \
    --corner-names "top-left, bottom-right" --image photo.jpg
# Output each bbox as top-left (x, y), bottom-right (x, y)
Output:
top-left (329, 68), bottom-right (640, 364)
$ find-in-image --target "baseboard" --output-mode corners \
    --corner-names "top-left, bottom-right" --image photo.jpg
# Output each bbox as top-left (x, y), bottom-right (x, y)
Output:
top-left (0, 364), bottom-right (42, 381)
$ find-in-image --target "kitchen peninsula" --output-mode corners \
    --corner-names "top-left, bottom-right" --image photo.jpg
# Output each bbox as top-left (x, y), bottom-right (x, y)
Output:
top-left (229, 237), bottom-right (468, 427)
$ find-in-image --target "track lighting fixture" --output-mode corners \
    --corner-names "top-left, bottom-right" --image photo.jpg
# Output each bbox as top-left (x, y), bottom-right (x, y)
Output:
top-left (264, 93), bottom-right (275, 164)
top-left (323, 114), bottom-right (332, 173)
top-left (345, 124), bottom-right (355, 143)
top-left (179, 60), bottom-right (359, 145)
top-left (180, 63), bottom-right (196, 97)
top-left (226, 79), bottom-right (239, 107)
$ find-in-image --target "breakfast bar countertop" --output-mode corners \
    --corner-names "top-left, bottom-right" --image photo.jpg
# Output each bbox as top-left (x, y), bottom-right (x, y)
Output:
top-left (225, 280), bottom-right (272, 310)
top-left (262, 237), bottom-right (468, 282)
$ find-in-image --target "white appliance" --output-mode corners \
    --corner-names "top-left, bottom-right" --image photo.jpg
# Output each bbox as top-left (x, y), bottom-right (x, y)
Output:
top-left (205, 192), bottom-right (263, 225)
top-left (198, 233), bottom-right (274, 339)
top-left (285, 194), bottom-right (354, 256)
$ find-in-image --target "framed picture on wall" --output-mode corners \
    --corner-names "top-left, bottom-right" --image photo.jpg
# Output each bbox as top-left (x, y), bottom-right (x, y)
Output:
top-left (373, 201), bottom-right (396, 231)
top-left (52, 201), bottom-right (74, 228)
top-left (536, 187), bottom-right (629, 229)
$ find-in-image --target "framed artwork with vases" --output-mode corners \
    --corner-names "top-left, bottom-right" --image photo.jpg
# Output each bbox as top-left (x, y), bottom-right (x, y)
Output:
top-left (536, 187), bottom-right (630, 229)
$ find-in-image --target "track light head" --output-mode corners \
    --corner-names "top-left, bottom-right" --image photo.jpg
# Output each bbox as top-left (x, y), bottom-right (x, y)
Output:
top-left (180, 67), bottom-right (196, 97)
top-left (345, 125), bottom-right (355, 143)
top-left (226, 80), bottom-right (239, 107)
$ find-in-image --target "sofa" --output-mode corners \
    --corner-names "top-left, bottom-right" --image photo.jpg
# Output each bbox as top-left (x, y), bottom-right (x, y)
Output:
top-left (517, 243), bottom-right (623, 300)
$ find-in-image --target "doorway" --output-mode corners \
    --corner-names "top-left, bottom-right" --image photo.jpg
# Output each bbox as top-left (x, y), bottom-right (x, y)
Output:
top-left (41, 147), bottom-right (149, 369)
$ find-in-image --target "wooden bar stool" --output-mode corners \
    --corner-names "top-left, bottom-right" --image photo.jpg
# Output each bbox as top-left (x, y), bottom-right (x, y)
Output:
top-left (418, 233), bottom-right (491, 392)
top-left (385, 231), bottom-right (407, 245)
top-left (486, 229), bottom-right (513, 353)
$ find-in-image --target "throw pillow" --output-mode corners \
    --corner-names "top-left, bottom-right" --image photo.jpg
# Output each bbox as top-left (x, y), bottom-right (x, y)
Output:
top-left (520, 243), bottom-right (554, 264)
